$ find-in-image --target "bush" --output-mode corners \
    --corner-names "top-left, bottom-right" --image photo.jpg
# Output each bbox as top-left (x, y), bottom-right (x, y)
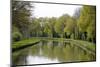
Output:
top-left (12, 32), bottom-right (22, 42)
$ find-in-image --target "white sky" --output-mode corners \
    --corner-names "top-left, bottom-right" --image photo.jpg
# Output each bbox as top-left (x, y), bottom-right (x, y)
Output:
top-left (25, 0), bottom-right (96, 5)
top-left (27, 0), bottom-right (96, 18)
top-left (32, 3), bottom-right (82, 18)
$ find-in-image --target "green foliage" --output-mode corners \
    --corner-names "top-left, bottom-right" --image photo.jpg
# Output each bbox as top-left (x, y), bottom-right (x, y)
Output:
top-left (44, 23), bottom-right (51, 34)
top-left (54, 20), bottom-right (63, 34)
top-left (78, 6), bottom-right (96, 32)
top-left (12, 38), bottom-right (41, 50)
top-left (64, 17), bottom-right (76, 33)
top-left (29, 18), bottom-right (42, 37)
top-left (54, 14), bottom-right (69, 37)
top-left (12, 26), bottom-right (22, 42)
top-left (12, 1), bottom-right (33, 38)
top-left (78, 5), bottom-right (96, 42)
top-left (12, 32), bottom-right (22, 42)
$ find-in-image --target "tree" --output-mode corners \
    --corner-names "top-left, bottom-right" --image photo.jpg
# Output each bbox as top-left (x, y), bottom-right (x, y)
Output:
top-left (77, 5), bottom-right (96, 42)
top-left (54, 14), bottom-right (69, 38)
top-left (12, 1), bottom-right (33, 38)
top-left (64, 17), bottom-right (77, 39)
top-left (29, 18), bottom-right (42, 37)
top-left (72, 8), bottom-right (81, 39)
top-left (48, 17), bottom-right (57, 37)
top-left (86, 6), bottom-right (96, 42)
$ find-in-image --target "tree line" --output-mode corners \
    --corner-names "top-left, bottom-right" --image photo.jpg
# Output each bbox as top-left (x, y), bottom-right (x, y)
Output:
top-left (12, 1), bottom-right (96, 43)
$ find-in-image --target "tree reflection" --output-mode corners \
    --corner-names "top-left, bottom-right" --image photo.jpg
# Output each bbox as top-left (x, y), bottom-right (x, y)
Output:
top-left (12, 40), bottom-right (95, 65)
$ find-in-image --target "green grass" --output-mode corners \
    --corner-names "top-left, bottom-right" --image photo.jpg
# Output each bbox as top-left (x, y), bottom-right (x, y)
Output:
top-left (34, 37), bottom-right (71, 42)
top-left (12, 37), bottom-right (41, 50)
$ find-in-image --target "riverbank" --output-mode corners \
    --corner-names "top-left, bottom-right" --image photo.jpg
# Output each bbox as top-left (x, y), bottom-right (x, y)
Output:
top-left (12, 37), bottom-right (96, 54)
top-left (12, 38), bottom-right (41, 52)
top-left (41, 37), bottom-right (96, 55)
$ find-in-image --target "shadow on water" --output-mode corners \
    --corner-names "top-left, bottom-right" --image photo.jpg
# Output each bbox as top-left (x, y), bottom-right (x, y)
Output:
top-left (12, 40), bottom-right (96, 66)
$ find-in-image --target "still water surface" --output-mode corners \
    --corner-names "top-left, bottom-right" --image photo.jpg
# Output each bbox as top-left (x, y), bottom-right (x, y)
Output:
top-left (12, 40), bottom-right (95, 65)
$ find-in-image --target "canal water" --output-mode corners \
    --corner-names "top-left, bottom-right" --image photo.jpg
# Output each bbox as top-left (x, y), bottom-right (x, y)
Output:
top-left (12, 40), bottom-right (95, 66)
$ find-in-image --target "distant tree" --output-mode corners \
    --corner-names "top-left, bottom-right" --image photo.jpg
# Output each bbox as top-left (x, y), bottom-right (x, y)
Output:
top-left (54, 14), bottom-right (69, 38)
top-left (72, 8), bottom-right (81, 39)
top-left (29, 18), bottom-right (42, 37)
top-left (64, 17), bottom-right (77, 39)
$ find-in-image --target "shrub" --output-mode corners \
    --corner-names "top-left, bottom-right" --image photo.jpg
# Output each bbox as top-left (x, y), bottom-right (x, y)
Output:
top-left (12, 32), bottom-right (22, 42)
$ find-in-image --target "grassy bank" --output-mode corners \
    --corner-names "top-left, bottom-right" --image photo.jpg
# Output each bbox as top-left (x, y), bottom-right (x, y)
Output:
top-left (12, 37), bottom-right (41, 51)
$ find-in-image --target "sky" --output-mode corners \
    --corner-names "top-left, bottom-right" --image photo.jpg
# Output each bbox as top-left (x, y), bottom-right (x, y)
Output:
top-left (25, 0), bottom-right (96, 5)
top-left (28, 0), bottom-right (95, 18)
top-left (32, 3), bottom-right (82, 18)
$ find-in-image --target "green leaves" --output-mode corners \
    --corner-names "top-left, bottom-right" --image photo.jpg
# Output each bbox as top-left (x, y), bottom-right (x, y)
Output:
top-left (78, 5), bottom-right (96, 42)
top-left (12, 1), bottom-right (33, 38)
top-left (78, 6), bottom-right (96, 32)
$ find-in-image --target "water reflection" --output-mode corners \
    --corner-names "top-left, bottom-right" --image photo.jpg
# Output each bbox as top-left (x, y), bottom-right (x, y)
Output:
top-left (12, 40), bottom-right (95, 65)
top-left (26, 55), bottom-right (58, 64)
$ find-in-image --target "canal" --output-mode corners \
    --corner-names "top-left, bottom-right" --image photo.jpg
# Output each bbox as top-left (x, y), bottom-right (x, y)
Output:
top-left (12, 40), bottom-right (95, 65)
